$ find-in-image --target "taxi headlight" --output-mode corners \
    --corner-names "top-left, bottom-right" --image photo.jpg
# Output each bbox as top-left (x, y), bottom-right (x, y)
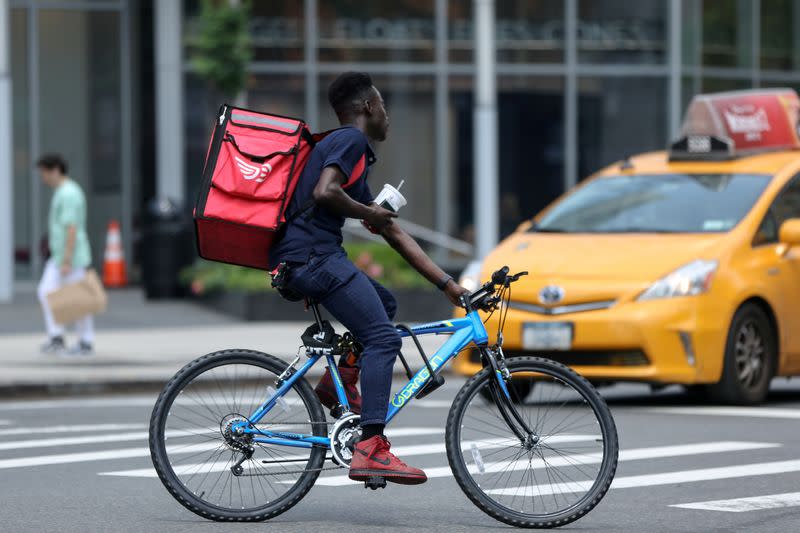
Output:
top-left (458, 260), bottom-right (484, 293)
top-left (638, 260), bottom-right (718, 301)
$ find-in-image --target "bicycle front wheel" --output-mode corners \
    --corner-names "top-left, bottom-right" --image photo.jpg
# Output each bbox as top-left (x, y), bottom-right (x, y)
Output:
top-left (445, 356), bottom-right (618, 528)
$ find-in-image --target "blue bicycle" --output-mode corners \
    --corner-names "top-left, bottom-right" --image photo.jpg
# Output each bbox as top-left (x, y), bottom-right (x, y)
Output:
top-left (149, 267), bottom-right (618, 528)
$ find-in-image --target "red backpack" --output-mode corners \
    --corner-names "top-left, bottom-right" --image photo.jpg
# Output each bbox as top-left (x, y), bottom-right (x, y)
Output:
top-left (194, 105), bottom-right (318, 270)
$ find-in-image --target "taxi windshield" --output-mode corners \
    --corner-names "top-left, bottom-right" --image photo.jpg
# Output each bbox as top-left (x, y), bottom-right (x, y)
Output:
top-left (533, 173), bottom-right (771, 234)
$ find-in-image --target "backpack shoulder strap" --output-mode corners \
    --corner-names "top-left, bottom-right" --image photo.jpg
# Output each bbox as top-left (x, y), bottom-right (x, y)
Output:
top-left (285, 197), bottom-right (316, 223)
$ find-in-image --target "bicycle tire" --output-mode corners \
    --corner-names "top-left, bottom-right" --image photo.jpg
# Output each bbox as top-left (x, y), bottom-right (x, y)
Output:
top-left (445, 356), bottom-right (618, 528)
top-left (149, 349), bottom-right (327, 522)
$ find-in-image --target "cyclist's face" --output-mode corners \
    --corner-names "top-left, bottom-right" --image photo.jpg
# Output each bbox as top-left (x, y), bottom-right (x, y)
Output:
top-left (365, 87), bottom-right (389, 142)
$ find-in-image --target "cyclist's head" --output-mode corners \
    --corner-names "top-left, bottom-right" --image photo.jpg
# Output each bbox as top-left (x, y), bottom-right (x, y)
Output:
top-left (328, 71), bottom-right (389, 142)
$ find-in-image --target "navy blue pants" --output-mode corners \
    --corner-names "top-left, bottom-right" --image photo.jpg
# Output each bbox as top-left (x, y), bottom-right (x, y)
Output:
top-left (286, 251), bottom-right (401, 426)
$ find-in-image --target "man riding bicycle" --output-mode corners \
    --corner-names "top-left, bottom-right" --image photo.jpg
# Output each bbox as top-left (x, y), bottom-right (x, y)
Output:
top-left (268, 72), bottom-right (469, 485)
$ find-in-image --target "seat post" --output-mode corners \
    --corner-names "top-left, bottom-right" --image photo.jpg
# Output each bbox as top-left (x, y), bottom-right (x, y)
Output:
top-left (309, 299), bottom-right (324, 329)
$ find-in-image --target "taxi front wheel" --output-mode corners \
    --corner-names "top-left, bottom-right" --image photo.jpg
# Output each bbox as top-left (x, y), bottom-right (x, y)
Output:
top-left (707, 303), bottom-right (776, 405)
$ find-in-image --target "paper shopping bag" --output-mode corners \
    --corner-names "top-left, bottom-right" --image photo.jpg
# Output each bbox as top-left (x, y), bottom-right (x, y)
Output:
top-left (46, 268), bottom-right (108, 325)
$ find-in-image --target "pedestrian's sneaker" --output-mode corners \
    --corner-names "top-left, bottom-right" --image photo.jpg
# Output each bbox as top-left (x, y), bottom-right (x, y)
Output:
top-left (40, 336), bottom-right (66, 355)
top-left (348, 435), bottom-right (427, 485)
top-left (65, 341), bottom-right (94, 357)
top-left (315, 364), bottom-right (361, 414)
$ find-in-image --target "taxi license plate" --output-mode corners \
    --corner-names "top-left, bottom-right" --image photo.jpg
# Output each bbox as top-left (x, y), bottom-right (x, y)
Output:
top-left (523, 322), bottom-right (573, 350)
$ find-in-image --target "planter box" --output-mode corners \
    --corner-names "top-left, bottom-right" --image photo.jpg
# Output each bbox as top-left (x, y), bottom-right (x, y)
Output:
top-left (197, 288), bottom-right (453, 323)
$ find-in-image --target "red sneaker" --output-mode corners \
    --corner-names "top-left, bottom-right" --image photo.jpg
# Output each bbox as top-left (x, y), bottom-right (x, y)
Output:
top-left (348, 435), bottom-right (427, 485)
top-left (314, 365), bottom-right (361, 414)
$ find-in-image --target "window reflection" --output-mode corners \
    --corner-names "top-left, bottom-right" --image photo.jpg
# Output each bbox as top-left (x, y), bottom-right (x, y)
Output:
top-left (702, 0), bottom-right (754, 68)
top-left (318, 1), bottom-right (434, 62)
top-left (578, 0), bottom-right (667, 64)
top-left (760, 0), bottom-right (800, 71)
top-left (451, 76), bottom-right (564, 240)
top-left (448, 0), bottom-right (563, 63)
top-left (578, 77), bottom-right (667, 179)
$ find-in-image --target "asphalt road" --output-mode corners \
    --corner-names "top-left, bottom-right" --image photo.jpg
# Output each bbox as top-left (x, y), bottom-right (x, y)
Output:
top-left (3, 378), bottom-right (800, 533)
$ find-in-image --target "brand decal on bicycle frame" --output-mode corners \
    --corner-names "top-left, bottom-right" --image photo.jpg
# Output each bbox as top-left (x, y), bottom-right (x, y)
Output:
top-left (413, 320), bottom-right (454, 331)
top-left (391, 354), bottom-right (445, 407)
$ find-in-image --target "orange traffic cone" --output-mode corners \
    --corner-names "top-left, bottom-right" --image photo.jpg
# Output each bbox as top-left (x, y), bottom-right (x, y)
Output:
top-left (103, 220), bottom-right (128, 288)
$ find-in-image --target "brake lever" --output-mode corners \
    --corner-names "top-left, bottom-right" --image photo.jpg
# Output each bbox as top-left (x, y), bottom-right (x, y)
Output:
top-left (509, 271), bottom-right (529, 282)
top-left (481, 295), bottom-right (501, 312)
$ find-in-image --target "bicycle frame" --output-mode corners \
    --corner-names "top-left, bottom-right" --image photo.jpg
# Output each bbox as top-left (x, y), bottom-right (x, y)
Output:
top-left (232, 310), bottom-right (490, 450)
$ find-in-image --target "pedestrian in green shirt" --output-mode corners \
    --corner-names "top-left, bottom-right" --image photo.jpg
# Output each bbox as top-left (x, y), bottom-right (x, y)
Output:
top-left (36, 154), bottom-right (95, 356)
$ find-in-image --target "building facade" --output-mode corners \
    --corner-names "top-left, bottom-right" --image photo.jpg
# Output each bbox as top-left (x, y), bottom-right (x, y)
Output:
top-left (4, 0), bottom-right (800, 292)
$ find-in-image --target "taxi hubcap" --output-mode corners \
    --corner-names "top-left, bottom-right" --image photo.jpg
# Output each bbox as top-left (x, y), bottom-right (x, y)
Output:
top-left (734, 321), bottom-right (765, 389)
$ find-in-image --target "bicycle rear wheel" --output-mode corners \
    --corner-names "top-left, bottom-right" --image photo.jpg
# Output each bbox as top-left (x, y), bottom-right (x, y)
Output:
top-left (149, 350), bottom-right (327, 522)
top-left (445, 356), bottom-right (618, 528)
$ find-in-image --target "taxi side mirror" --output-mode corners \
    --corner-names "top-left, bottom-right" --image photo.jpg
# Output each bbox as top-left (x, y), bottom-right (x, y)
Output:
top-left (779, 219), bottom-right (800, 246)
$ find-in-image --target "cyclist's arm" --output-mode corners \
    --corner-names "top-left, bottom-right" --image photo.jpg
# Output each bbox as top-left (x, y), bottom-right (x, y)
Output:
top-left (313, 166), bottom-right (396, 230)
top-left (380, 222), bottom-right (468, 304)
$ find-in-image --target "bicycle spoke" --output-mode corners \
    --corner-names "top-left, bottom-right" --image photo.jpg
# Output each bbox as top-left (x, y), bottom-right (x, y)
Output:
top-left (453, 360), bottom-right (616, 521)
top-left (157, 358), bottom-right (324, 514)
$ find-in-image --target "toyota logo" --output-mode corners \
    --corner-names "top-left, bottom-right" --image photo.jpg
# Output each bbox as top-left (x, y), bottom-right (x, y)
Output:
top-left (539, 285), bottom-right (565, 305)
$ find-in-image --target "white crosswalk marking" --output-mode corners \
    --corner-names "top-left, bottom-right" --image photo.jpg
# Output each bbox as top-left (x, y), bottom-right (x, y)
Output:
top-left (0, 423), bottom-right (144, 437)
top-left (3, 409), bottom-right (798, 516)
top-left (672, 492), bottom-right (800, 513)
top-left (0, 426), bottom-right (447, 471)
top-left (100, 435), bottom-right (599, 478)
top-left (646, 406), bottom-right (800, 420)
top-left (0, 397), bottom-right (158, 411)
top-left (0, 440), bottom-right (225, 470)
top-left (487, 457), bottom-right (800, 497)
top-left (0, 396), bottom-right (454, 412)
top-left (382, 427), bottom-right (445, 438)
top-left (0, 431), bottom-right (160, 451)
top-left (0, 426), bottom-right (442, 452)
top-left (312, 441), bottom-right (778, 486)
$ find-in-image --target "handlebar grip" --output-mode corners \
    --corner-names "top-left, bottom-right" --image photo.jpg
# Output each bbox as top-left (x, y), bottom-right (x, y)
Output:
top-left (491, 266), bottom-right (510, 285)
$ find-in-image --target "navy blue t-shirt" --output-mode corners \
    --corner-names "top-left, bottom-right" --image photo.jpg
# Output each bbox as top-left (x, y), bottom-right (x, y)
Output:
top-left (269, 126), bottom-right (376, 268)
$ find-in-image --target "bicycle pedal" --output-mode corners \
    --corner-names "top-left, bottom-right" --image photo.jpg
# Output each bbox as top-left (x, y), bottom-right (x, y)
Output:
top-left (364, 476), bottom-right (387, 490)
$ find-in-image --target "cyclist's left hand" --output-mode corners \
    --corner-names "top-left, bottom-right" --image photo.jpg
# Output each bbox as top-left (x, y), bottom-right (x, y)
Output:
top-left (444, 280), bottom-right (470, 306)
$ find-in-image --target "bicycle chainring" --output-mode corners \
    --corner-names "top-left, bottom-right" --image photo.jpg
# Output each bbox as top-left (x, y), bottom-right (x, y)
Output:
top-left (329, 413), bottom-right (361, 467)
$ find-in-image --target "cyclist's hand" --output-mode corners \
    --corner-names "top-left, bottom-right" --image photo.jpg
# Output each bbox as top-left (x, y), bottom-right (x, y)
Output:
top-left (444, 280), bottom-right (470, 306)
top-left (363, 204), bottom-right (398, 233)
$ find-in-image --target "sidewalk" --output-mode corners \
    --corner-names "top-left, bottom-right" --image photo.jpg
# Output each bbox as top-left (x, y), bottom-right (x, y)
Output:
top-left (0, 287), bottom-right (449, 396)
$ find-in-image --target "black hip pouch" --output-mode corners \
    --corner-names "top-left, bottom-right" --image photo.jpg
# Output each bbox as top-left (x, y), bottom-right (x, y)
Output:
top-left (270, 262), bottom-right (305, 302)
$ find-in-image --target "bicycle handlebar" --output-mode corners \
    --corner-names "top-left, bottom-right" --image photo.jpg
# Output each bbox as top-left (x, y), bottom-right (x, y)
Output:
top-left (461, 266), bottom-right (528, 312)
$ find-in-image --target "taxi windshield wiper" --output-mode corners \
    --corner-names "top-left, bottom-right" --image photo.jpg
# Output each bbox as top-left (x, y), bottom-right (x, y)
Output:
top-left (601, 227), bottom-right (677, 233)
top-left (531, 226), bottom-right (568, 233)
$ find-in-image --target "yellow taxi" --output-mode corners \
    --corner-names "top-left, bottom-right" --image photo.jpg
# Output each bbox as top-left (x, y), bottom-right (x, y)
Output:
top-left (453, 88), bottom-right (800, 404)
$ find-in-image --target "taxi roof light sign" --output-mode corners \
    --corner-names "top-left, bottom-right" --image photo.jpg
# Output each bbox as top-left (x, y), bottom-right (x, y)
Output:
top-left (669, 88), bottom-right (800, 161)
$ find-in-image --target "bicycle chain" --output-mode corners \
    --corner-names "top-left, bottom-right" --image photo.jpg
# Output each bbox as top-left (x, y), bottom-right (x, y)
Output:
top-left (235, 463), bottom-right (344, 477)
top-left (227, 422), bottom-right (343, 477)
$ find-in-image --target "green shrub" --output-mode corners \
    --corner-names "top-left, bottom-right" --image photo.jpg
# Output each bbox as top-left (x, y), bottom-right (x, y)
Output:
top-left (182, 241), bottom-right (430, 294)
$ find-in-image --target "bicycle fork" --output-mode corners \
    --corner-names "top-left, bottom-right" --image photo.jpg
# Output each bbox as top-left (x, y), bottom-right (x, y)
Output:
top-left (480, 346), bottom-right (540, 447)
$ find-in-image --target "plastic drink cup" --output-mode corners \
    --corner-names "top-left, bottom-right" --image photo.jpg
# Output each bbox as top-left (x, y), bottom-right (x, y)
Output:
top-left (374, 181), bottom-right (407, 213)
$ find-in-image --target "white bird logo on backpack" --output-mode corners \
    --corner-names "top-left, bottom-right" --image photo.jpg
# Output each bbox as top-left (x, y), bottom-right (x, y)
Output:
top-left (235, 156), bottom-right (272, 183)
